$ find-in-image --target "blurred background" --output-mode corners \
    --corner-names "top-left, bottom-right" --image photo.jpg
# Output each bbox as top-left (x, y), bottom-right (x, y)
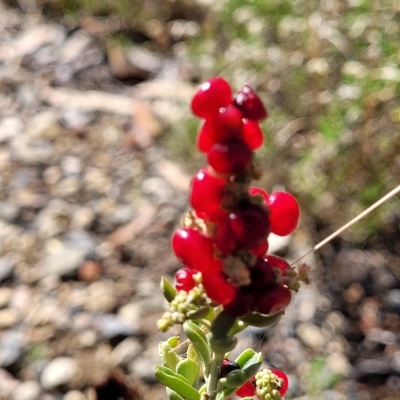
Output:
top-left (0, 0), bottom-right (400, 399)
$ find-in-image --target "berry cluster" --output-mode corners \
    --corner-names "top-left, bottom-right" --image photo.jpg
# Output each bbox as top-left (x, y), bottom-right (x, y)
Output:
top-left (172, 77), bottom-right (301, 318)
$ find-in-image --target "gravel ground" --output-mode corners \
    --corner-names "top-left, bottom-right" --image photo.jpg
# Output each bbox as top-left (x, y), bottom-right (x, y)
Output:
top-left (0, 2), bottom-right (400, 400)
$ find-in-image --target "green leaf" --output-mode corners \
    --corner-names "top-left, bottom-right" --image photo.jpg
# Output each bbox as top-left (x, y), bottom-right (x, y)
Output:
top-left (221, 369), bottom-right (247, 386)
top-left (166, 388), bottom-right (185, 400)
top-left (211, 311), bottom-right (236, 339)
top-left (186, 306), bottom-right (211, 320)
top-left (183, 321), bottom-right (211, 375)
top-left (239, 311), bottom-right (283, 328)
top-left (161, 277), bottom-right (177, 302)
top-left (159, 342), bottom-right (181, 371)
top-left (210, 335), bottom-right (237, 354)
top-left (167, 336), bottom-right (180, 348)
top-left (176, 358), bottom-right (199, 386)
top-left (234, 349), bottom-right (257, 368)
top-left (154, 365), bottom-right (200, 400)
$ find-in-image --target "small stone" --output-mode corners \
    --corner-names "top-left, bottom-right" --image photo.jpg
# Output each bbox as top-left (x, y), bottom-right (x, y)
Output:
top-left (83, 281), bottom-right (116, 312)
top-left (94, 314), bottom-right (136, 339)
top-left (141, 177), bottom-right (173, 204)
top-left (0, 201), bottom-right (20, 222)
top-left (78, 260), bottom-right (103, 282)
top-left (366, 327), bottom-right (396, 345)
top-left (78, 330), bottom-right (97, 348)
top-left (60, 156), bottom-right (82, 177)
top-left (0, 116), bottom-right (23, 143)
top-left (0, 368), bottom-right (20, 394)
top-left (0, 288), bottom-right (12, 308)
top-left (40, 245), bottom-right (86, 277)
top-left (386, 289), bottom-right (400, 308)
top-left (0, 331), bottom-right (23, 367)
top-left (296, 323), bottom-right (326, 349)
top-left (118, 302), bottom-right (142, 328)
top-left (355, 357), bottom-right (390, 378)
top-left (40, 357), bottom-right (77, 389)
top-left (64, 390), bottom-right (88, 400)
top-left (112, 338), bottom-right (142, 367)
top-left (0, 256), bottom-right (15, 281)
top-left (391, 352), bottom-right (400, 373)
top-left (0, 309), bottom-right (19, 328)
top-left (11, 380), bottom-right (41, 400)
top-left (326, 352), bottom-right (352, 376)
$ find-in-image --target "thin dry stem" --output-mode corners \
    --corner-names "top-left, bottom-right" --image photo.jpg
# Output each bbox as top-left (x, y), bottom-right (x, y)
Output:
top-left (291, 183), bottom-right (400, 266)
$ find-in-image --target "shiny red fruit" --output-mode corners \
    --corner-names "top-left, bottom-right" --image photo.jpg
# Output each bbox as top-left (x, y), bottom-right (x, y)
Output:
top-left (202, 273), bottom-right (237, 305)
top-left (191, 77), bottom-right (232, 119)
top-left (270, 368), bottom-right (289, 396)
top-left (266, 255), bottom-right (290, 278)
top-left (234, 84), bottom-right (267, 120)
top-left (241, 119), bottom-right (264, 149)
top-left (250, 258), bottom-right (276, 289)
top-left (190, 168), bottom-right (227, 221)
top-left (197, 119), bottom-right (217, 153)
top-left (249, 240), bottom-right (269, 257)
top-left (235, 378), bottom-right (256, 398)
top-left (207, 140), bottom-right (252, 174)
top-left (229, 203), bottom-right (270, 247)
top-left (171, 228), bottom-right (216, 274)
top-left (175, 268), bottom-right (197, 292)
top-left (268, 191), bottom-right (300, 236)
top-left (254, 285), bottom-right (291, 315)
top-left (224, 289), bottom-right (254, 317)
top-left (213, 217), bottom-right (238, 254)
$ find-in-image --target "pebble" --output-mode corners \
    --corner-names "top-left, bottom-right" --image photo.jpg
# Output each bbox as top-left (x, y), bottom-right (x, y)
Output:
top-left (0, 287), bottom-right (12, 308)
top-left (296, 323), bottom-right (326, 349)
top-left (0, 201), bottom-right (21, 222)
top-left (39, 245), bottom-right (87, 277)
top-left (64, 390), bottom-right (88, 400)
top-left (390, 352), bottom-right (400, 373)
top-left (40, 357), bottom-right (77, 389)
top-left (0, 368), bottom-right (20, 395)
top-left (0, 256), bottom-right (15, 281)
top-left (118, 302), bottom-right (142, 327)
top-left (0, 308), bottom-right (19, 328)
top-left (0, 331), bottom-right (23, 367)
top-left (94, 314), bottom-right (136, 339)
top-left (326, 352), bottom-right (352, 376)
top-left (112, 337), bottom-right (142, 367)
top-left (11, 380), bottom-right (41, 400)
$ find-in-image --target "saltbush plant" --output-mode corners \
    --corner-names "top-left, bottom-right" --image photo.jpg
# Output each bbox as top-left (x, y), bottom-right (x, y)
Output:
top-left (155, 77), bottom-right (310, 400)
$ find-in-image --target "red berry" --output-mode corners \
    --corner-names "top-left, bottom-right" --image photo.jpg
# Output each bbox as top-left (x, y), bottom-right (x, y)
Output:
top-left (254, 285), bottom-right (291, 315)
top-left (266, 255), bottom-right (290, 278)
top-left (234, 84), bottom-right (267, 120)
top-left (229, 203), bottom-right (270, 248)
top-left (220, 359), bottom-right (241, 378)
top-left (213, 217), bottom-right (238, 254)
top-left (270, 369), bottom-right (289, 397)
top-left (249, 240), bottom-right (269, 257)
top-left (241, 119), bottom-right (264, 150)
top-left (172, 228), bottom-right (217, 274)
top-left (207, 140), bottom-right (252, 174)
top-left (215, 105), bottom-right (244, 139)
top-left (250, 258), bottom-right (276, 289)
top-left (197, 119), bottom-right (217, 153)
top-left (190, 168), bottom-right (227, 221)
top-left (235, 378), bottom-right (256, 398)
top-left (249, 187), bottom-right (269, 203)
top-left (224, 288), bottom-right (254, 317)
top-left (175, 268), bottom-right (197, 292)
top-left (202, 273), bottom-right (237, 305)
top-left (268, 192), bottom-right (299, 236)
top-left (191, 77), bottom-right (232, 119)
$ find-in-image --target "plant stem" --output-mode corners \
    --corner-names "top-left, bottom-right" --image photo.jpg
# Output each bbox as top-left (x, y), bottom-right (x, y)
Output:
top-left (207, 352), bottom-right (224, 400)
